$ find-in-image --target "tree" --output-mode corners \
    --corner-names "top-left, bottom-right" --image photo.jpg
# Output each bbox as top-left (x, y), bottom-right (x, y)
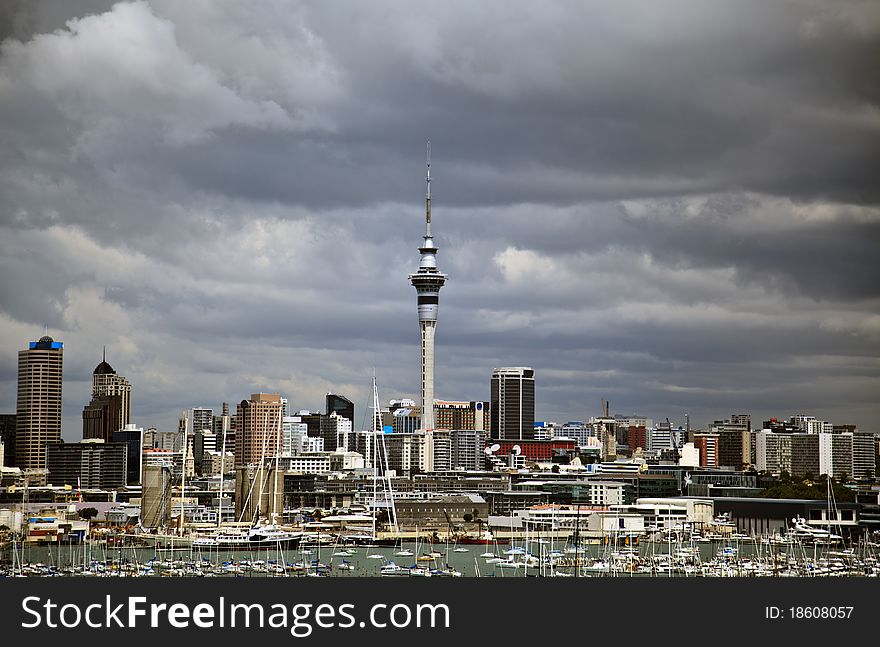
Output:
top-left (79, 507), bottom-right (99, 521)
top-left (462, 513), bottom-right (473, 523)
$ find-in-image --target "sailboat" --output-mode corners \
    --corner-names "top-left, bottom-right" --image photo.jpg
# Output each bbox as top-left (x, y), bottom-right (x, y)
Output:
top-left (367, 371), bottom-right (399, 546)
top-left (393, 536), bottom-right (415, 557)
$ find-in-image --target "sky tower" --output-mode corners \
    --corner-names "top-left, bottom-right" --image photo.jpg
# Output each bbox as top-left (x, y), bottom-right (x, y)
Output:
top-left (409, 142), bottom-right (447, 431)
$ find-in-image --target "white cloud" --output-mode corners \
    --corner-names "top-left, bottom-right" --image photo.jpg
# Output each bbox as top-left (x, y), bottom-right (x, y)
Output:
top-left (0, 1), bottom-right (293, 150)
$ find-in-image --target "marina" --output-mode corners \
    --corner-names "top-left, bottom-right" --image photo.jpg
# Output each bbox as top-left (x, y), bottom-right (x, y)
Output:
top-left (4, 527), bottom-right (880, 578)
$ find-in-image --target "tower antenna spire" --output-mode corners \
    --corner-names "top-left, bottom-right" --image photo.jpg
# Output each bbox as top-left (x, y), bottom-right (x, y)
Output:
top-left (103, 345), bottom-right (106, 363)
top-left (425, 140), bottom-right (431, 237)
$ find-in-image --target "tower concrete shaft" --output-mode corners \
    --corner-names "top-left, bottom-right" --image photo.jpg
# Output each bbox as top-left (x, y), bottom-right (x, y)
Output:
top-left (409, 142), bottom-right (447, 430)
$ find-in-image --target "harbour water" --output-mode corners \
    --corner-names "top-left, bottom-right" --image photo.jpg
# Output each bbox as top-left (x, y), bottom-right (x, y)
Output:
top-left (4, 535), bottom-right (878, 577)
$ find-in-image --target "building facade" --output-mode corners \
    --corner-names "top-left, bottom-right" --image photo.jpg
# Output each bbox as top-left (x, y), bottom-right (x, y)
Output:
top-left (0, 413), bottom-right (15, 466)
top-left (82, 394), bottom-right (122, 443)
top-left (112, 424), bottom-right (144, 485)
top-left (490, 367), bottom-right (535, 441)
top-left (449, 429), bottom-right (487, 470)
top-left (234, 393), bottom-right (283, 468)
top-left (756, 431), bottom-right (820, 478)
top-left (16, 336), bottom-right (63, 471)
top-left (434, 400), bottom-right (488, 431)
top-left (91, 354), bottom-right (131, 431)
top-left (852, 432), bottom-right (877, 480)
top-left (46, 440), bottom-right (127, 489)
top-left (692, 433), bottom-right (719, 468)
top-left (326, 393), bottom-right (354, 427)
top-left (819, 432), bottom-right (853, 479)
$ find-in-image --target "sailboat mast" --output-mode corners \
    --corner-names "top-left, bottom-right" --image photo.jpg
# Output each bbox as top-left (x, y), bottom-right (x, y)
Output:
top-left (179, 418), bottom-right (187, 535)
top-left (217, 413), bottom-right (226, 529)
top-left (274, 404), bottom-right (282, 525)
top-left (256, 405), bottom-right (269, 526)
top-left (372, 371), bottom-right (378, 541)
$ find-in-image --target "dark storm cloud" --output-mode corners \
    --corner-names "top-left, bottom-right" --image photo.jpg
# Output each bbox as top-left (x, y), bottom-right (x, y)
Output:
top-left (0, 0), bottom-right (878, 436)
top-left (0, 0), bottom-right (117, 42)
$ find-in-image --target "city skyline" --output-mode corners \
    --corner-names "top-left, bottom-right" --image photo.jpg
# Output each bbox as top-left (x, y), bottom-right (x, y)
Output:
top-left (1, 1), bottom-right (878, 437)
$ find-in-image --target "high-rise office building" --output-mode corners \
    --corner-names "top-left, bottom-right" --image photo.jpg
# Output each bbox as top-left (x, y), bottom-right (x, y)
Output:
top-left (392, 405), bottom-right (423, 434)
top-left (91, 351), bottom-right (131, 431)
top-left (46, 439), bottom-right (127, 489)
top-left (320, 411), bottom-right (352, 452)
top-left (626, 426), bottom-right (648, 452)
top-left (408, 143), bottom-right (447, 431)
top-left (852, 432), bottom-right (877, 480)
top-left (756, 431), bottom-right (820, 478)
top-left (190, 407), bottom-right (214, 434)
top-left (234, 393), bottom-right (282, 468)
top-left (234, 394), bottom-right (284, 524)
top-left (648, 421), bottom-right (678, 452)
top-left (490, 367), bottom-right (535, 441)
top-left (326, 393), bottom-right (354, 427)
top-left (819, 432), bottom-right (853, 479)
top-left (112, 424), bottom-right (144, 485)
top-left (0, 413), bottom-right (17, 466)
top-left (434, 400), bottom-right (489, 431)
top-left (382, 430), bottom-right (437, 475)
top-left (709, 417), bottom-right (752, 469)
top-left (212, 402), bottom-right (233, 454)
top-left (82, 394), bottom-right (122, 443)
top-left (692, 433), bottom-right (720, 468)
top-left (297, 411), bottom-right (324, 439)
top-left (449, 429), bottom-right (487, 470)
top-left (15, 335), bottom-right (63, 471)
top-left (192, 428), bottom-right (217, 475)
top-left (281, 416), bottom-right (318, 456)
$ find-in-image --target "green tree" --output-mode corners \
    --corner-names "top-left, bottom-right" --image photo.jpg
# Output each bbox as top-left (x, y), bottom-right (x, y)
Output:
top-left (462, 513), bottom-right (473, 523)
top-left (79, 507), bottom-right (99, 521)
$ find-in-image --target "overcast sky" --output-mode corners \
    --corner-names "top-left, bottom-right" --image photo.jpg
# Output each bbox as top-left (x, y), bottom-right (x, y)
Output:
top-left (1, 1), bottom-right (878, 439)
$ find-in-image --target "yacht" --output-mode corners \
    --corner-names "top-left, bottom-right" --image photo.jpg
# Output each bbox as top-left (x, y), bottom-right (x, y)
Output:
top-left (192, 524), bottom-right (302, 550)
top-left (788, 516), bottom-right (842, 544)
